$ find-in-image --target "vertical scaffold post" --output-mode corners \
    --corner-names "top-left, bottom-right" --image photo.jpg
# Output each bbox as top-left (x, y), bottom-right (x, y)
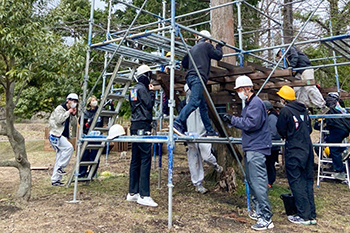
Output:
top-left (329, 21), bottom-right (340, 92)
top-left (236, 1), bottom-right (243, 67)
top-left (167, 0), bottom-right (176, 229)
top-left (67, 0), bottom-right (96, 204)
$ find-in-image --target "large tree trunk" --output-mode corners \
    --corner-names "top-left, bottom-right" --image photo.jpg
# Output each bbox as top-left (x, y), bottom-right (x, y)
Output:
top-left (0, 80), bottom-right (32, 201)
top-left (211, 0), bottom-right (236, 65)
top-left (209, 0), bottom-right (240, 189)
top-left (283, 0), bottom-right (294, 44)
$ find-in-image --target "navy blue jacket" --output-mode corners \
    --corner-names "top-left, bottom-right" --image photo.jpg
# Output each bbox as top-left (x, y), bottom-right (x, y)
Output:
top-left (182, 39), bottom-right (223, 83)
top-left (276, 101), bottom-right (312, 169)
top-left (230, 94), bottom-right (271, 155)
top-left (286, 46), bottom-right (311, 74)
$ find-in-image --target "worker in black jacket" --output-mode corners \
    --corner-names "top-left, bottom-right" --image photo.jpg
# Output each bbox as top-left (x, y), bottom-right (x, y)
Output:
top-left (173, 30), bottom-right (224, 137)
top-left (276, 46), bottom-right (326, 112)
top-left (126, 65), bottom-right (158, 207)
top-left (314, 92), bottom-right (350, 180)
top-left (276, 85), bottom-right (316, 225)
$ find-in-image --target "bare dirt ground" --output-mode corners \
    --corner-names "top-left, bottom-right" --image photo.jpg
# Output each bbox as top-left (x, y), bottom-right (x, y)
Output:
top-left (1, 123), bottom-right (350, 233)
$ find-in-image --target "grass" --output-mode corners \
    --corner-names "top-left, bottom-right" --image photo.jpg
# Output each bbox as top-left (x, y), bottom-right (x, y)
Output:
top-left (1, 130), bottom-right (350, 232)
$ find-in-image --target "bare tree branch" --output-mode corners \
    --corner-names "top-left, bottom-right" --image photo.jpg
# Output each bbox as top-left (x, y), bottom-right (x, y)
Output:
top-left (0, 160), bottom-right (19, 168)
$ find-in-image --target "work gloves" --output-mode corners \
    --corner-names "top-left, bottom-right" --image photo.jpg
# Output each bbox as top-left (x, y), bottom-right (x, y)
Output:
top-left (221, 113), bottom-right (232, 124)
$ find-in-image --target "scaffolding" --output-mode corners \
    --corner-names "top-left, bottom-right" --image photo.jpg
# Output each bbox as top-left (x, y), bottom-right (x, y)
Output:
top-left (69, 0), bottom-right (350, 228)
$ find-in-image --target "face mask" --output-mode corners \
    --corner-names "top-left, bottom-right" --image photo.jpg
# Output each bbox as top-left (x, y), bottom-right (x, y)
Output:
top-left (238, 91), bottom-right (248, 101)
top-left (91, 101), bottom-right (98, 107)
top-left (70, 102), bottom-right (77, 108)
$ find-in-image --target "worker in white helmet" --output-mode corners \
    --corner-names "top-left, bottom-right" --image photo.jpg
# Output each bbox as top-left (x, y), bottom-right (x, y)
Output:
top-left (126, 64), bottom-right (158, 207)
top-left (48, 93), bottom-right (79, 186)
top-left (173, 30), bottom-right (225, 137)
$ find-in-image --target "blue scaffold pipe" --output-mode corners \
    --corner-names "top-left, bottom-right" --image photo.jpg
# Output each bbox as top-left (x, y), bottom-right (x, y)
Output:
top-left (158, 143), bottom-right (162, 168)
top-left (245, 179), bottom-right (251, 212)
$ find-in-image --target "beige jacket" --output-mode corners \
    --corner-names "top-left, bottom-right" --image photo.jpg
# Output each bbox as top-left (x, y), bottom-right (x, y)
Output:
top-left (49, 104), bottom-right (77, 138)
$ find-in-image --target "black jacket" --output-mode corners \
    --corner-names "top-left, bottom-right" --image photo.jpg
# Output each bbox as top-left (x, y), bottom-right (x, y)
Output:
top-left (314, 103), bottom-right (350, 134)
top-left (82, 108), bottom-right (103, 134)
top-left (129, 82), bottom-right (155, 131)
top-left (276, 101), bottom-right (312, 168)
top-left (182, 39), bottom-right (223, 83)
top-left (285, 46), bottom-right (311, 74)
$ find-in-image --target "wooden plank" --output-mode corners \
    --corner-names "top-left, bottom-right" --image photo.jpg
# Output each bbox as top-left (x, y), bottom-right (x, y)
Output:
top-left (254, 79), bottom-right (316, 89)
top-left (225, 66), bottom-right (255, 76)
top-left (245, 61), bottom-right (272, 73)
top-left (217, 60), bottom-right (237, 71)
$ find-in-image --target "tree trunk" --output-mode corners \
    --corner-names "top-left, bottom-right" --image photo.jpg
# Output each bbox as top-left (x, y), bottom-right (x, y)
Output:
top-left (283, 0), bottom-right (293, 44)
top-left (209, 0), bottom-right (241, 188)
top-left (211, 0), bottom-right (236, 65)
top-left (2, 80), bottom-right (32, 201)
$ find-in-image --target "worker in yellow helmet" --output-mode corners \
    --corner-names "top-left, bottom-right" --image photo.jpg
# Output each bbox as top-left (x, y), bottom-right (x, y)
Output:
top-left (276, 85), bottom-right (316, 225)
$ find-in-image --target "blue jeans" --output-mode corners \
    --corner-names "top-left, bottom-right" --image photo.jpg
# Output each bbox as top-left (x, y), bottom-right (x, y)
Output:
top-left (175, 75), bottom-right (214, 133)
top-left (327, 128), bottom-right (348, 172)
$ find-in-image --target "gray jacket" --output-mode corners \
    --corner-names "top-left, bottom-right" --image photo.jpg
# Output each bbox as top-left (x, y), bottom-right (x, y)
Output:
top-left (49, 103), bottom-right (77, 138)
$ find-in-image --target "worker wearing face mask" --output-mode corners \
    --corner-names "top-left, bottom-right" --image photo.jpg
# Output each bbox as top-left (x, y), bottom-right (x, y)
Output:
top-left (79, 95), bottom-right (103, 178)
top-left (48, 93), bottom-right (79, 186)
top-left (221, 75), bottom-right (273, 231)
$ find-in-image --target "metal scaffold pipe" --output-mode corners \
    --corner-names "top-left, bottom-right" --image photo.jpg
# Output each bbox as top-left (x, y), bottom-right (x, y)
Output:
top-left (87, 0), bottom-right (149, 99)
top-left (168, 0), bottom-right (176, 229)
top-left (257, 0), bottom-right (325, 96)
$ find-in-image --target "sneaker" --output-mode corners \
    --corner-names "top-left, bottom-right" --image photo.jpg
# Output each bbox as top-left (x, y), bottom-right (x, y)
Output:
top-left (126, 193), bottom-right (140, 202)
top-left (57, 168), bottom-right (67, 175)
top-left (52, 180), bottom-right (65, 186)
top-left (287, 215), bottom-right (310, 225)
top-left (310, 219), bottom-right (317, 225)
top-left (195, 184), bottom-right (208, 194)
top-left (137, 196), bottom-right (158, 207)
top-left (268, 184), bottom-right (272, 189)
top-left (202, 131), bottom-right (219, 138)
top-left (248, 211), bottom-right (260, 221)
top-left (342, 150), bottom-right (350, 161)
top-left (215, 165), bottom-right (223, 173)
top-left (332, 172), bottom-right (346, 181)
top-left (173, 122), bottom-right (185, 137)
top-left (251, 218), bottom-right (274, 230)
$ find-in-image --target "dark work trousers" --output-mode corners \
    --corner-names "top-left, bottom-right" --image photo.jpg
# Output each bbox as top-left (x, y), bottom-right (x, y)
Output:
top-left (129, 142), bottom-right (152, 197)
top-left (327, 128), bottom-right (348, 172)
top-left (245, 151), bottom-right (273, 221)
top-left (265, 150), bottom-right (279, 186)
top-left (285, 151), bottom-right (316, 220)
top-left (79, 142), bottom-right (99, 178)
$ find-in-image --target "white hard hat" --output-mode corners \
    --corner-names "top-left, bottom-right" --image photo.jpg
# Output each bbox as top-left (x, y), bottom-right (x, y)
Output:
top-left (328, 92), bottom-right (339, 99)
top-left (234, 75), bottom-right (253, 89)
top-left (136, 64), bottom-right (151, 77)
top-left (197, 30), bottom-right (211, 40)
top-left (66, 93), bottom-right (79, 101)
top-left (107, 124), bottom-right (126, 140)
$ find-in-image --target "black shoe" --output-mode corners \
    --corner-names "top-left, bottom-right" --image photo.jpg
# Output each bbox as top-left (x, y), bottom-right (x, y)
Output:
top-left (52, 181), bottom-right (65, 186)
top-left (57, 168), bottom-right (67, 175)
top-left (202, 131), bottom-right (219, 138)
top-left (173, 122), bottom-right (185, 136)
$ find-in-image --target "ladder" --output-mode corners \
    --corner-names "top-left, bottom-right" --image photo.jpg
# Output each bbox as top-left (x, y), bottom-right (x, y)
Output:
top-left (316, 118), bottom-right (350, 190)
top-left (67, 56), bottom-right (139, 186)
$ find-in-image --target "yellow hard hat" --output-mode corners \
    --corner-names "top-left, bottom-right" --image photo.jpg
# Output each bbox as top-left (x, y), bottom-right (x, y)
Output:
top-left (277, 85), bottom-right (296, 101)
top-left (324, 147), bottom-right (330, 156)
top-left (166, 51), bottom-right (171, 57)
